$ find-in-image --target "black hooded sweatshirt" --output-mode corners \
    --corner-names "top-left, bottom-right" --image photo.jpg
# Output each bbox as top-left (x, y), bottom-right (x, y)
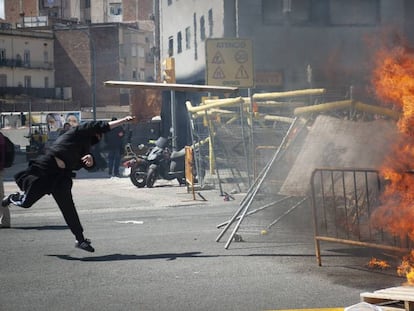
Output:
top-left (48, 121), bottom-right (111, 170)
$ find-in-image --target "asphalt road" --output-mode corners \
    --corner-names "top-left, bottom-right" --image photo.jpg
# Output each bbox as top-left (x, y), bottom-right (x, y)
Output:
top-left (0, 156), bottom-right (405, 311)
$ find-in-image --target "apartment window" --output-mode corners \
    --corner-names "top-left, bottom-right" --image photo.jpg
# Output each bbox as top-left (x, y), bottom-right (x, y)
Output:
top-left (262, 0), bottom-right (284, 24)
top-left (262, 0), bottom-right (312, 24)
top-left (42, 0), bottom-right (59, 7)
top-left (193, 13), bottom-right (197, 60)
top-left (43, 50), bottom-right (49, 63)
top-left (208, 9), bottom-right (213, 37)
top-left (167, 0), bottom-right (172, 5)
top-left (0, 74), bottom-right (7, 87)
top-left (139, 69), bottom-right (145, 81)
top-left (109, 3), bottom-right (122, 16)
top-left (200, 16), bottom-right (206, 41)
top-left (132, 69), bottom-right (137, 79)
top-left (330, 0), bottom-right (379, 25)
top-left (131, 44), bottom-right (137, 57)
top-left (15, 54), bottom-right (22, 66)
top-left (185, 27), bottom-right (191, 50)
top-left (263, 0), bottom-right (332, 25)
top-left (85, 0), bottom-right (91, 8)
top-left (168, 36), bottom-right (174, 56)
top-left (24, 76), bottom-right (31, 88)
top-left (309, 0), bottom-right (329, 25)
top-left (0, 49), bottom-right (5, 63)
top-left (24, 50), bottom-right (30, 66)
top-left (44, 77), bottom-right (49, 88)
top-left (177, 31), bottom-right (182, 54)
top-left (138, 46), bottom-right (145, 58)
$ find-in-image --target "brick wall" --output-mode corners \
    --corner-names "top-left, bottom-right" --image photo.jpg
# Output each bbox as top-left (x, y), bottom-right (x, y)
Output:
top-left (5, 0), bottom-right (38, 27)
top-left (137, 0), bottom-right (154, 20)
top-left (54, 26), bottom-right (121, 109)
top-left (91, 26), bottom-right (120, 108)
top-left (123, 0), bottom-right (153, 21)
top-left (54, 29), bottom-right (93, 108)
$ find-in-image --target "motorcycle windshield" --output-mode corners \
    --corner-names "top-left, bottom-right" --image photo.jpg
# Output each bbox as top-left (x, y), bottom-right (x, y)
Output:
top-left (147, 146), bottom-right (163, 161)
top-left (155, 136), bottom-right (168, 148)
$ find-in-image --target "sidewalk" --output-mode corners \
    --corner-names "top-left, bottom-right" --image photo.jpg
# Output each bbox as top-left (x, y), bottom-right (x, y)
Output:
top-left (2, 152), bottom-right (239, 210)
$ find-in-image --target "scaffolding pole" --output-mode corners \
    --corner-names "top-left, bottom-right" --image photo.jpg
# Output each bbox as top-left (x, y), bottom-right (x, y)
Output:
top-left (216, 117), bottom-right (300, 249)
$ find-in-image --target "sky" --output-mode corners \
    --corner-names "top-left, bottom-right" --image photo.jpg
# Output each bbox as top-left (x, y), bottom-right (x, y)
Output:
top-left (0, 0), bottom-right (4, 20)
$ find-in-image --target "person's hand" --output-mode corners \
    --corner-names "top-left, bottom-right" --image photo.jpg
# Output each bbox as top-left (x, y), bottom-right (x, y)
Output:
top-left (109, 116), bottom-right (136, 129)
top-left (124, 116), bottom-right (135, 122)
top-left (81, 154), bottom-right (94, 167)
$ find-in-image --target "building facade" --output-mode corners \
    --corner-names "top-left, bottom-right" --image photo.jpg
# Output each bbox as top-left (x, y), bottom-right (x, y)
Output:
top-left (0, 27), bottom-right (83, 115)
top-left (0, 28), bottom-right (54, 89)
top-left (0, 27), bottom-right (59, 116)
top-left (3, 0), bottom-right (39, 28)
top-left (158, 0), bottom-right (414, 95)
top-left (159, 0), bottom-right (226, 83)
top-left (36, 0), bottom-right (153, 25)
top-left (0, 0), bottom-right (155, 119)
top-left (1, 0), bottom-right (153, 26)
top-left (54, 22), bottom-right (154, 112)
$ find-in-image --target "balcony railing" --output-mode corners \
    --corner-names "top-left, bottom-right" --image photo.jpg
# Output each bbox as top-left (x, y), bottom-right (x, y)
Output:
top-left (0, 87), bottom-right (56, 98)
top-left (0, 59), bottom-right (54, 70)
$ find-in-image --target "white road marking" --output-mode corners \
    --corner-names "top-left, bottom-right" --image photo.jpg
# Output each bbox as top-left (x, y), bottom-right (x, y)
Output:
top-left (115, 220), bottom-right (144, 224)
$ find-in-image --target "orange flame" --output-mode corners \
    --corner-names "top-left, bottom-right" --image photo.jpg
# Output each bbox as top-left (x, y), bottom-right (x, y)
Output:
top-left (367, 257), bottom-right (391, 270)
top-left (397, 250), bottom-right (414, 285)
top-left (371, 44), bottom-right (414, 284)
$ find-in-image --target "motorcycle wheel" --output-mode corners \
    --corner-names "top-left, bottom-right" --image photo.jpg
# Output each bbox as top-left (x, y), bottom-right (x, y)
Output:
top-left (129, 168), bottom-right (147, 188)
top-left (146, 167), bottom-right (157, 188)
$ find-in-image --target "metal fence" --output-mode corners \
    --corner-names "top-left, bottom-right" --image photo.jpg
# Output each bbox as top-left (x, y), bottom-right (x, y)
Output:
top-left (186, 89), bottom-right (330, 196)
top-left (213, 117), bottom-right (310, 249)
top-left (205, 91), bottom-right (402, 250)
top-left (310, 168), bottom-right (411, 266)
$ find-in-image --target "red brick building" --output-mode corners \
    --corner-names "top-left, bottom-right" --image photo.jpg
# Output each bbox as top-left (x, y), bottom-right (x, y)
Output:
top-left (54, 22), bottom-right (154, 115)
top-left (4, 0), bottom-right (38, 27)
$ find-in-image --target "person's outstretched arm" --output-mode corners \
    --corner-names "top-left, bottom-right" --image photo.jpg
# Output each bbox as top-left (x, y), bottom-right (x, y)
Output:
top-left (108, 116), bottom-right (135, 129)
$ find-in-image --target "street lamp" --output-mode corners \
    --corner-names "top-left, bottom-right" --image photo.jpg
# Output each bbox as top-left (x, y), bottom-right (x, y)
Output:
top-left (89, 31), bottom-right (96, 121)
top-left (77, 27), bottom-right (96, 121)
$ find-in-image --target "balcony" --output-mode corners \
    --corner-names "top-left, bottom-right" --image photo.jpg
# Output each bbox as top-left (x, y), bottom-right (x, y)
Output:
top-left (0, 59), bottom-right (54, 70)
top-left (0, 87), bottom-right (56, 98)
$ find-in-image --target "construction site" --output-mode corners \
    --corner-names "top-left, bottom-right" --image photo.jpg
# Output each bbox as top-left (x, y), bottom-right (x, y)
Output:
top-left (141, 46), bottom-right (414, 309)
top-left (184, 92), bottom-right (414, 309)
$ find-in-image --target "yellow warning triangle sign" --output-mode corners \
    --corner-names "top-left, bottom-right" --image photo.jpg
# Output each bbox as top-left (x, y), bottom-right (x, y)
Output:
top-left (212, 52), bottom-right (225, 64)
top-left (235, 65), bottom-right (249, 79)
top-left (213, 67), bottom-right (225, 79)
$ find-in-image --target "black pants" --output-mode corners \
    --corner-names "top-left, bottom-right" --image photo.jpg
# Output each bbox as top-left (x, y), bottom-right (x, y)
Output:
top-left (107, 149), bottom-right (121, 176)
top-left (13, 155), bottom-right (85, 242)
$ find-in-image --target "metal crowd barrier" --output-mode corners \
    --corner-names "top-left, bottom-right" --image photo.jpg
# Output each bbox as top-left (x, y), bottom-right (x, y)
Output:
top-left (310, 168), bottom-right (410, 266)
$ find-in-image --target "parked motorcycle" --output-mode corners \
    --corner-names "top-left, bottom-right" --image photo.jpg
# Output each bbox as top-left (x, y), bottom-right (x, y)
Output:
top-left (122, 143), bottom-right (150, 188)
top-left (123, 137), bottom-right (186, 188)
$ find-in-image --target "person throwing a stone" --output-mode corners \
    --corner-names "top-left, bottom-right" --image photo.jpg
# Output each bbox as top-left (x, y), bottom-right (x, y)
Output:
top-left (2, 115), bottom-right (135, 252)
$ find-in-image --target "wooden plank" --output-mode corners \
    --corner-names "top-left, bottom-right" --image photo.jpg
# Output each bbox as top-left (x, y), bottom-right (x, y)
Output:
top-left (361, 286), bottom-right (414, 311)
top-left (272, 309), bottom-right (344, 311)
top-left (361, 286), bottom-right (414, 301)
top-left (104, 80), bottom-right (239, 93)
